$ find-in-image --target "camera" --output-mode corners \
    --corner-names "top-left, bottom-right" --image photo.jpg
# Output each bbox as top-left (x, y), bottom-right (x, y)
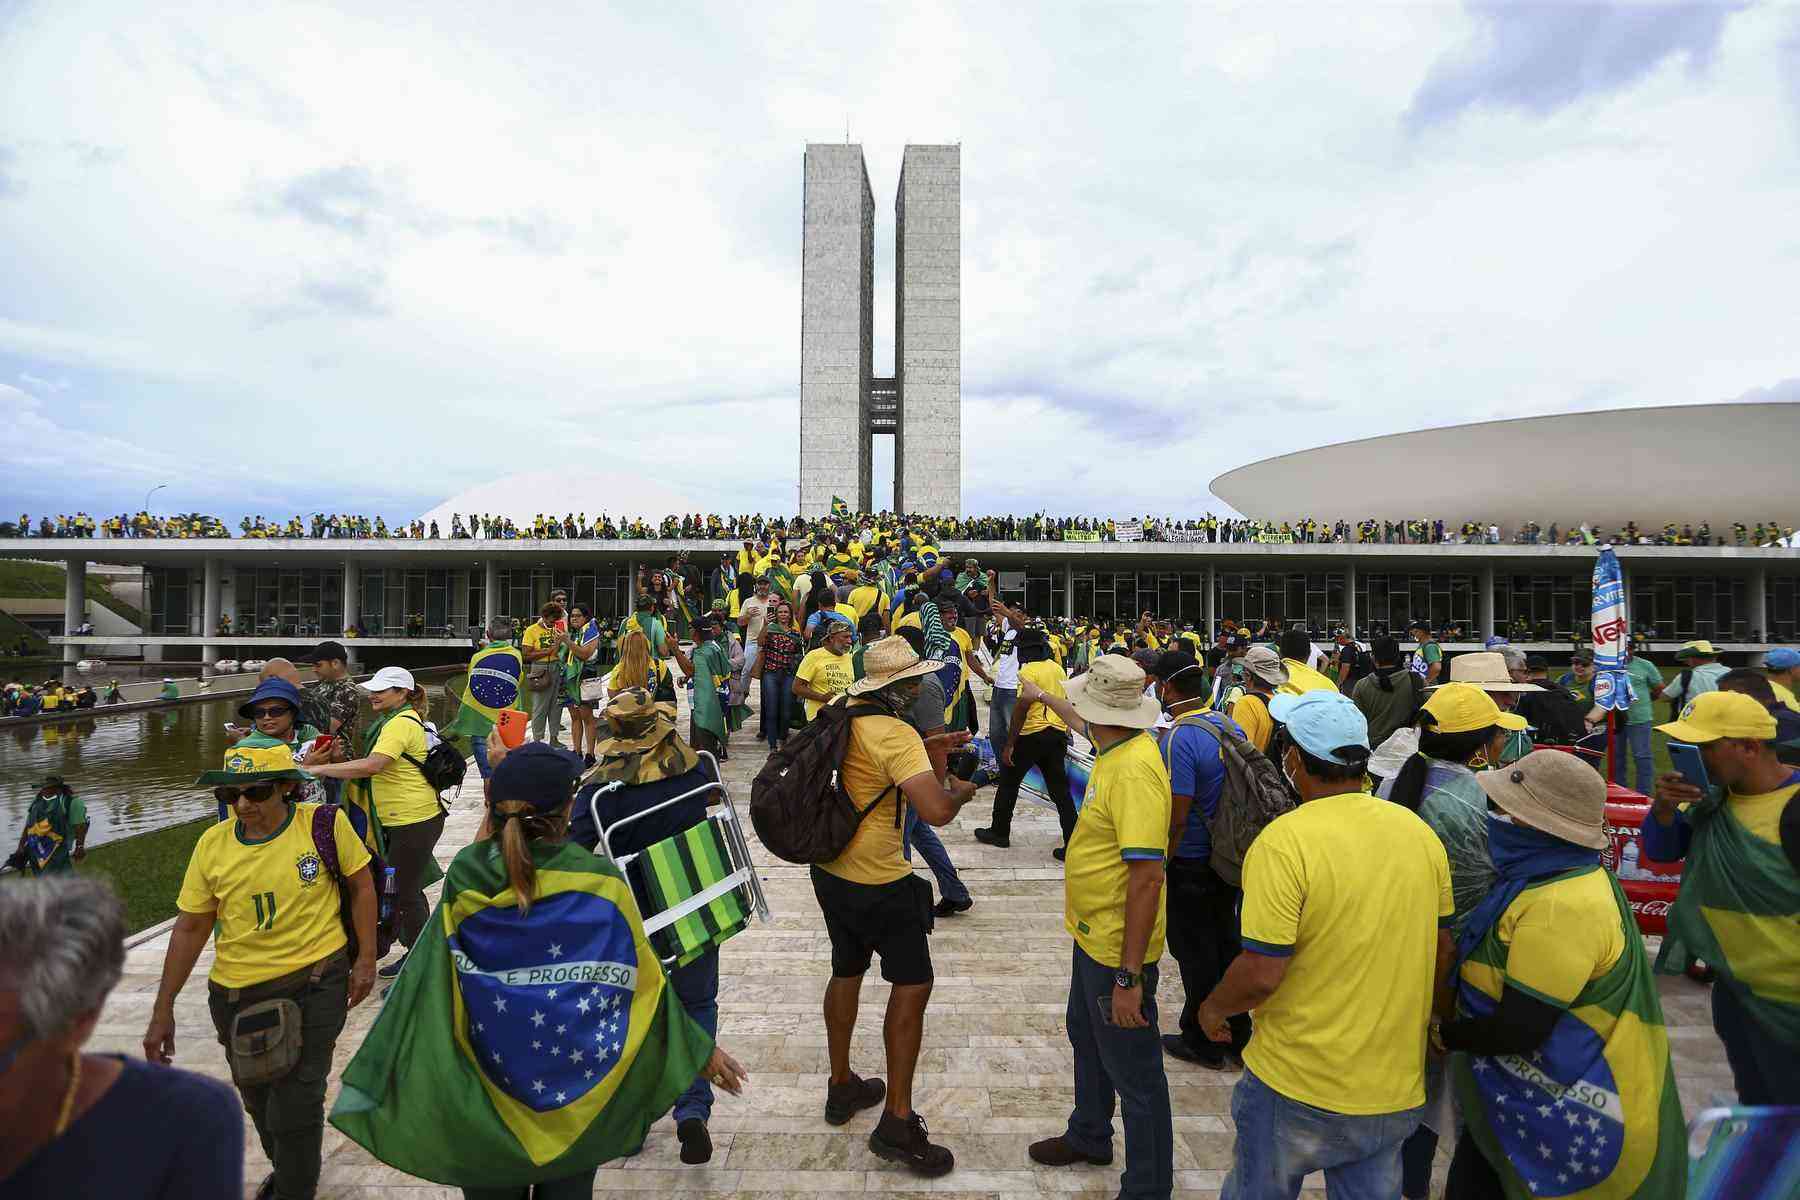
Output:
top-left (947, 747), bottom-right (992, 788)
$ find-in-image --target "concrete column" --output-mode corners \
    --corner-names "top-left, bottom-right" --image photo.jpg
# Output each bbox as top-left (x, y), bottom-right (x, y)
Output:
top-left (342, 559), bottom-right (361, 669)
top-left (1202, 563), bottom-right (1215, 638)
top-left (1342, 562), bottom-right (1357, 639)
top-left (201, 557), bottom-right (222, 675)
top-left (188, 568), bottom-right (204, 637)
top-left (220, 566), bottom-right (238, 633)
top-left (63, 558), bottom-right (86, 667)
top-left (1749, 567), bottom-right (1768, 643)
top-left (1064, 560), bottom-right (1076, 621)
top-left (1478, 566), bottom-right (1496, 642)
top-left (484, 560), bottom-right (500, 629)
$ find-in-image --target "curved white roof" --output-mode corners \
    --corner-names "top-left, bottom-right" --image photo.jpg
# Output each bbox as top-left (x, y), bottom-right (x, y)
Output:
top-left (1211, 400), bottom-right (1800, 531)
top-left (419, 469), bottom-right (704, 529)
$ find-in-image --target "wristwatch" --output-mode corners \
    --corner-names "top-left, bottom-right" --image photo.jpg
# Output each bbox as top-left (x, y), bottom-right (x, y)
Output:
top-left (1115, 968), bottom-right (1140, 990)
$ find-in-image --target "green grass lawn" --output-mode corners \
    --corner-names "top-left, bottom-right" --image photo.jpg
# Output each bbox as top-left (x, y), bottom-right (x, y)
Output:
top-left (77, 817), bottom-right (213, 933)
top-left (0, 559), bottom-right (145, 629)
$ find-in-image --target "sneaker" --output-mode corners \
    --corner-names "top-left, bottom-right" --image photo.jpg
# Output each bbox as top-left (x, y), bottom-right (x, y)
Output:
top-left (1027, 1135), bottom-right (1113, 1167)
top-left (1162, 1033), bottom-right (1234, 1070)
top-left (823, 1073), bottom-right (886, 1126)
top-left (933, 897), bottom-right (973, 917)
top-left (583, 753), bottom-right (597, 768)
top-left (377, 952), bottom-right (409, 979)
top-left (869, 1111), bottom-right (955, 1177)
top-left (972, 827), bottom-right (1009, 848)
top-left (676, 1117), bottom-right (712, 1165)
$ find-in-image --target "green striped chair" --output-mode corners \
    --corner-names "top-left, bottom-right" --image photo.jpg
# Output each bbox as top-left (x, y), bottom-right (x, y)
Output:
top-left (594, 752), bottom-right (770, 970)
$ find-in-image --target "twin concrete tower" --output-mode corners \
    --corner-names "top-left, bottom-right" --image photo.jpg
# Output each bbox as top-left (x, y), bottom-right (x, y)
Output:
top-left (799, 144), bottom-right (961, 518)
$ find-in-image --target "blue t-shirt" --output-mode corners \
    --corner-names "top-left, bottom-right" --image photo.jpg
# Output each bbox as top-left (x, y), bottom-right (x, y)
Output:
top-left (6, 1055), bottom-right (242, 1198)
top-left (1161, 713), bottom-right (1238, 861)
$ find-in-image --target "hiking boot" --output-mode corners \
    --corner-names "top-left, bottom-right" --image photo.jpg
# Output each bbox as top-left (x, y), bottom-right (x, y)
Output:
top-left (869, 1111), bottom-right (955, 1177)
top-left (933, 896), bottom-right (973, 917)
top-left (972, 827), bottom-right (1009, 848)
top-left (377, 952), bottom-right (408, 979)
top-left (676, 1117), bottom-right (712, 1164)
top-left (823, 1073), bottom-right (886, 1126)
top-left (1028, 1135), bottom-right (1113, 1167)
top-left (1162, 1033), bottom-right (1234, 1071)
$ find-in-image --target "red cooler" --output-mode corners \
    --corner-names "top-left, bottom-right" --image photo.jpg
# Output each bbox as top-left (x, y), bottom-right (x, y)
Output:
top-left (1599, 784), bottom-right (1683, 937)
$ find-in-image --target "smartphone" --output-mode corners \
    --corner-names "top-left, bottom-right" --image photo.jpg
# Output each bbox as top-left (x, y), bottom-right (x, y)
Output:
top-left (496, 707), bottom-right (528, 749)
top-left (223, 722), bottom-right (242, 734)
top-left (311, 734), bottom-right (334, 754)
top-left (1666, 741), bottom-right (1712, 795)
top-left (1095, 993), bottom-right (1146, 1029)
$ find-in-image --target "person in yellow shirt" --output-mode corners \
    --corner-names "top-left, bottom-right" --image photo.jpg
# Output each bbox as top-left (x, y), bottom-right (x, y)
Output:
top-left (146, 741), bottom-right (376, 1200)
top-left (1277, 630), bottom-right (1338, 695)
top-left (977, 628), bottom-right (1076, 853)
top-left (794, 623), bottom-right (857, 720)
top-left (847, 574), bottom-right (887, 628)
top-left (1230, 645), bottom-right (1288, 753)
top-left (304, 666), bottom-right (444, 982)
top-left (1012, 655), bottom-right (1173, 1197)
top-left (1198, 691), bottom-right (1453, 1199)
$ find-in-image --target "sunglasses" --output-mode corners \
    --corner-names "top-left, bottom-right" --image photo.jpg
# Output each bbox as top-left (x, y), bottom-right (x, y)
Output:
top-left (215, 782), bottom-right (279, 804)
top-left (246, 705), bottom-right (293, 720)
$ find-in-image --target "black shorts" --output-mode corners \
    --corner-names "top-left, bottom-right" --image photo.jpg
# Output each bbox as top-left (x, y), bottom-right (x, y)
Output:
top-left (810, 866), bottom-right (934, 986)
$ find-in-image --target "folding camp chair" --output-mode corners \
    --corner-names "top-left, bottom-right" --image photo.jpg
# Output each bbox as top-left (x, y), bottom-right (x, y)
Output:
top-left (587, 751), bottom-right (771, 971)
top-left (1687, 1105), bottom-right (1800, 1199)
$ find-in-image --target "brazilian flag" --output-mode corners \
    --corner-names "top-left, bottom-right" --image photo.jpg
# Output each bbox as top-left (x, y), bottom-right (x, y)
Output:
top-left (330, 840), bottom-right (715, 1187)
top-left (1452, 869), bottom-right (1685, 1199)
top-left (462, 643), bottom-right (524, 724)
top-left (830, 495), bottom-right (850, 517)
top-left (765, 561), bottom-right (795, 604)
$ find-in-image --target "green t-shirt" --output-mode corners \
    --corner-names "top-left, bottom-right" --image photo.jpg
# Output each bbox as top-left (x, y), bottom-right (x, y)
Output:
top-left (159, 683), bottom-right (180, 700)
top-left (1625, 656), bottom-right (1663, 725)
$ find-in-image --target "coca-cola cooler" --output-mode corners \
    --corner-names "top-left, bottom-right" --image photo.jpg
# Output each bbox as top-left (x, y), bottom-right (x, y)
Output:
top-left (1599, 784), bottom-right (1683, 936)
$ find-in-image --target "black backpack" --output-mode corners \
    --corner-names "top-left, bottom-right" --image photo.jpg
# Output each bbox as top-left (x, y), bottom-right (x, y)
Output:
top-left (1525, 683), bottom-right (1589, 745)
top-left (393, 712), bottom-right (467, 795)
top-left (750, 699), bottom-right (900, 864)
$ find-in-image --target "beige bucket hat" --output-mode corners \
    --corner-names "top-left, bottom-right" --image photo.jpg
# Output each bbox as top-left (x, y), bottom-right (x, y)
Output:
top-left (1242, 644), bottom-right (1290, 687)
top-left (1476, 748), bottom-right (1609, 850)
top-left (846, 636), bottom-right (943, 696)
top-left (1066, 653), bottom-right (1161, 729)
top-left (1437, 651), bottom-right (1542, 693)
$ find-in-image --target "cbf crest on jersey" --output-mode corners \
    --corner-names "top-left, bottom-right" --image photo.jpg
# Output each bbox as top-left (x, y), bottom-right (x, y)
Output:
top-left (330, 840), bottom-right (713, 1189)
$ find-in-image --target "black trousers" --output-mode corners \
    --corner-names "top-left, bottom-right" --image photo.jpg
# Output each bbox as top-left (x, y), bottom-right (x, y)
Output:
top-left (1445, 1127), bottom-right (1505, 1199)
top-left (988, 728), bottom-right (1075, 844)
top-left (384, 813), bottom-right (445, 950)
top-left (1164, 857), bottom-right (1250, 1062)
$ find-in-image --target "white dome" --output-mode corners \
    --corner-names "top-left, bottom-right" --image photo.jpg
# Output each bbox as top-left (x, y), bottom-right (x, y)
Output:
top-left (419, 470), bottom-right (712, 529)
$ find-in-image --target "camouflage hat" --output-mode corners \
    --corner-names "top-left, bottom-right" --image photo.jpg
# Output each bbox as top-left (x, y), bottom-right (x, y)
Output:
top-left (588, 688), bottom-right (699, 785)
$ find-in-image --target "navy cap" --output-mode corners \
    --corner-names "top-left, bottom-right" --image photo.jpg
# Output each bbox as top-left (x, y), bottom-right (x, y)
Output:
top-left (490, 742), bottom-right (585, 812)
top-left (238, 677), bottom-right (303, 718)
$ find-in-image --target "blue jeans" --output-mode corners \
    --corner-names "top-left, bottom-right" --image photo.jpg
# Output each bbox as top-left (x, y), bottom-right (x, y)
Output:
top-left (1610, 720), bottom-right (1654, 794)
top-left (471, 732), bottom-right (491, 781)
top-left (669, 947), bottom-right (720, 1123)
top-left (1063, 944), bottom-right (1174, 1199)
top-left (760, 670), bottom-right (795, 750)
top-left (988, 687), bottom-right (1017, 746)
top-left (1222, 1068), bottom-right (1422, 1200)
top-left (904, 809), bottom-right (970, 904)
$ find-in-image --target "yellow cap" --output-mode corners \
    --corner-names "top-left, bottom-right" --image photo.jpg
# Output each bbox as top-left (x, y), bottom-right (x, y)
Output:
top-left (1421, 682), bottom-right (1529, 733)
top-left (1656, 690), bottom-right (1777, 743)
top-left (1674, 639), bottom-right (1719, 659)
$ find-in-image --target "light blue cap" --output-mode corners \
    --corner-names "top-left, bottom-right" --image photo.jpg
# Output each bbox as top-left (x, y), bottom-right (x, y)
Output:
top-left (1765, 647), bottom-right (1800, 670)
top-left (1267, 691), bottom-right (1370, 765)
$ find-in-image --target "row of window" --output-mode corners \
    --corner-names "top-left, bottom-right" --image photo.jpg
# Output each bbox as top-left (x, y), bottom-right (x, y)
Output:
top-left (139, 565), bottom-right (1800, 643)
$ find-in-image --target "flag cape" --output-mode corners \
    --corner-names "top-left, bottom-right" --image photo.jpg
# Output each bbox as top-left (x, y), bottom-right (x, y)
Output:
top-left (21, 790), bottom-right (73, 873)
top-left (330, 839), bottom-right (715, 1186)
top-left (1588, 547), bottom-right (1633, 712)
top-left (1657, 775), bottom-right (1800, 1043)
top-left (463, 643), bottom-right (525, 723)
top-left (1452, 869), bottom-right (1686, 1199)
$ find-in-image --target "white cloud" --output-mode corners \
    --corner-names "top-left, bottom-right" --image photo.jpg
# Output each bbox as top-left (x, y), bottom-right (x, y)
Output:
top-left (0, 1), bottom-right (1795, 522)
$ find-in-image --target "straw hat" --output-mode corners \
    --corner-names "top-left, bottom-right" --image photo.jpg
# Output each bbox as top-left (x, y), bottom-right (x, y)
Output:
top-left (846, 636), bottom-right (943, 696)
top-left (1066, 654), bottom-right (1161, 729)
top-left (1476, 748), bottom-right (1609, 850)
top-left (1436, 651), bottom-right (1541, 693)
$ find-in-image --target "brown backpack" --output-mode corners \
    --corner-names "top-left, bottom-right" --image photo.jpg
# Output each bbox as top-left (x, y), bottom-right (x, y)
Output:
top-left (749, 699), bottom-right (899, 864)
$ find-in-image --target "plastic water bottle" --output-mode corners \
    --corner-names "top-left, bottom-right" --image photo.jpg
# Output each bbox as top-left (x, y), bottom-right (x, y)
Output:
top-left (379, 865), bottom-right (396, 928)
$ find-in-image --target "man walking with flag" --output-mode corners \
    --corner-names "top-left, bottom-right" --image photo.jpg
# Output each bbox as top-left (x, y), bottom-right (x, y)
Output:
top-left (443, 618), bottom-right (524, 781)
top-left (330, 739), bottom-right (748, 1194)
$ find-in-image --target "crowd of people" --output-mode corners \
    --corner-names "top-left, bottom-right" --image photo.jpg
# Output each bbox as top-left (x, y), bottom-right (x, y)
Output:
top-left (4, 506), bottom-right (1795, 548)
top-left (1, 678), bottom-right (123, 716)
top-left (4, 512), bottom-right (1797, 1199)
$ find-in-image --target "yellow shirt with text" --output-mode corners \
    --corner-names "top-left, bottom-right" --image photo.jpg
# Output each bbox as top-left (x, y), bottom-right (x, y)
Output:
top-left (177, 803), bottom-right (371, 987)
top-left (796, 647), bottom-right (857, 720)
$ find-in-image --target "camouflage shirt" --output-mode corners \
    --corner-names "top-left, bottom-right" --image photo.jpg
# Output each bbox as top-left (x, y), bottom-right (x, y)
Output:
top-left (308, 677), bottom-right (364, 758)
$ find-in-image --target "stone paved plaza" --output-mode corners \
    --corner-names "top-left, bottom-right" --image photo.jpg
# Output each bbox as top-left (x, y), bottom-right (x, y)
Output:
top-left (92, 683), bottom-right (1738, 1198)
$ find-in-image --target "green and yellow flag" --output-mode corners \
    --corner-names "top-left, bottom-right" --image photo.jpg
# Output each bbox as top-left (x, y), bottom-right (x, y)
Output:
top-left (830, 495), bottom-right (850, 517)
top-left (330, 839), bottom-right (714, 1187)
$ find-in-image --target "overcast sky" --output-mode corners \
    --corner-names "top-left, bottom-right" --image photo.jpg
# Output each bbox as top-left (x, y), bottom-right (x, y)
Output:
top-left (2, 1), bottom-right (1797, 525)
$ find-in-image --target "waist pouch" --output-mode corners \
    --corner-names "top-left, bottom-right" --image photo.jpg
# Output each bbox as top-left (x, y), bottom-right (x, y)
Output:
top-left (216, 952), bottom-right (341, 1088)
